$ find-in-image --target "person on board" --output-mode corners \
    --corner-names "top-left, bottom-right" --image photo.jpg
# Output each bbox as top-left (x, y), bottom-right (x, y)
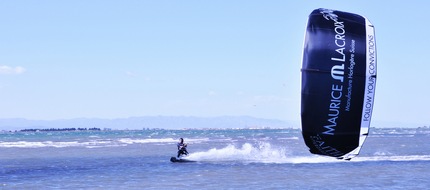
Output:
top-left (177, 138), bottom-right (189, 158)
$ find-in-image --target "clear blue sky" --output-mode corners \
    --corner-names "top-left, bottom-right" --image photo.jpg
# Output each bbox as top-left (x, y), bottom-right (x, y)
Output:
top-left (1, 1), bottom-right (429, 127)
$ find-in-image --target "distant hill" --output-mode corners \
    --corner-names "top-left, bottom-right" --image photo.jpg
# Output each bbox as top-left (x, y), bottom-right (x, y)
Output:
top-left (0, 116), bottom-right (297, 130)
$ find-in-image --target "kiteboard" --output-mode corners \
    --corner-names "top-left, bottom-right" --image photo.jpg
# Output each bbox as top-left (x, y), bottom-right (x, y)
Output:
top-left (170, 157), bottom-right (195, 163)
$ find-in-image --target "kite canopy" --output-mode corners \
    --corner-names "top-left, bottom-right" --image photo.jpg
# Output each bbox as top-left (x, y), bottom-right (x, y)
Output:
top-left (301, 8), bottom-right (376, 160)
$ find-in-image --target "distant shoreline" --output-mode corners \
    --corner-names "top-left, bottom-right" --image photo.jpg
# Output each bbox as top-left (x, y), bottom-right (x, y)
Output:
top-left (19, 127), bottom-right (102, 132)
top-left (0, 126), bottom-right (428, 134)
top-left (0, 116), bottom-right (427, 131)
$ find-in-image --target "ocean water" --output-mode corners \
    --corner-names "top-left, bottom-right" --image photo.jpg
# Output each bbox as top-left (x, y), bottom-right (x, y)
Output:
top-left (1, 128), bottom-right (429, 189)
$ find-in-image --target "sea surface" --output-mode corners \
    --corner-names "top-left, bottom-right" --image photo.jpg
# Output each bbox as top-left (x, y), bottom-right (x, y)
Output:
top-left (1, 127), bottom-right (429, 189)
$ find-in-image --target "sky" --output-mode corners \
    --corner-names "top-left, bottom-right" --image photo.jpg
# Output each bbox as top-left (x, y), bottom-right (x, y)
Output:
top-left (1, 1), bottom-right (429, 127)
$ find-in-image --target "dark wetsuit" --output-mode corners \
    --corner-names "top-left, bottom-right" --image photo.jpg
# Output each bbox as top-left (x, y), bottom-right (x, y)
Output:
top-left (177, 142), bottom-right (188, 158)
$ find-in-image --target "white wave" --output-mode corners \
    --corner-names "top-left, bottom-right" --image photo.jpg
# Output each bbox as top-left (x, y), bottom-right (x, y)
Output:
top-left (0, 137), bottom-right (211, 148)
top-left (270, 155), bottom-right (430, 164)
top-left (284, 154), bottom-right (430, 164)
top-left (117, 137), bottom-right (210, 144)
top-left (0, 139), bottom-right (170, 148)
top-left (186, 142), bottom-right (289, 163)
top-left (118, 138), bottom-right (177, 144)
top-left (373, 151), bottom-right (394, 156)
top-left (352, 155), bottom-right (430, 162)
top-left (0, 141), bottom-right (82, 148)
top-left (277, 137), bottom-right (299, 140)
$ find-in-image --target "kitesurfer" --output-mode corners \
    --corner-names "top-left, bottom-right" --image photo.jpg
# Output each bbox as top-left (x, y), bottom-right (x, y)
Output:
top-left (177, 138), bottom-right (189, 158)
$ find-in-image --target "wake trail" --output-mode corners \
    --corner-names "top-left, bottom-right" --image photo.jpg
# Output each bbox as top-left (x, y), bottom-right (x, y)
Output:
top-left (185, 143), bottom-right (430, 164)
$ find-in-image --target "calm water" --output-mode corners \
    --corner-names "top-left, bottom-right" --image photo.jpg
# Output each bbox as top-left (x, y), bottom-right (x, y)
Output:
top-left (1, 128), bottom-right (429, 189)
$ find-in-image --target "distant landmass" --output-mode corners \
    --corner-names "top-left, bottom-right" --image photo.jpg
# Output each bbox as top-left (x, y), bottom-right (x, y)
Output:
top-left (1, 117), bottom-right (425, 131)
top-left (0, 116), bottom-right (297, 130)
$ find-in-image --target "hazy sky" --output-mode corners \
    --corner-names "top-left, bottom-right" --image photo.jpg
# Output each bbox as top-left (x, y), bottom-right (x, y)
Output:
top-left (1, 1), bottom-right (429, 127)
